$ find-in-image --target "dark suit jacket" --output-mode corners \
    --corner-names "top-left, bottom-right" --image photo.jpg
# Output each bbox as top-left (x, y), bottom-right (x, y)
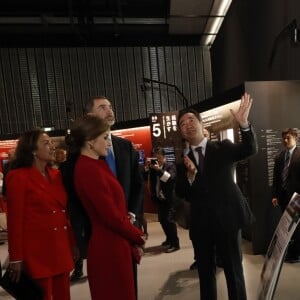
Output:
top-left (149, 161), bottom-right (177, 206)
top-left (176, 128), bottom-right (257, 238)
top-left (272, 147), bottom-right (300, 209)
top-left (60, 157), bottom-right (91, 257)
top-left (112, 135), bottom-right (144, 217)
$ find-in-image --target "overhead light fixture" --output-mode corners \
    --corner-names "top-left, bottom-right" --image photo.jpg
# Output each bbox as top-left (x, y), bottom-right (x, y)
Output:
top-left (201, 0), bottom-right (232, 46)
top-left (42, 126), bottom-right (55, 132)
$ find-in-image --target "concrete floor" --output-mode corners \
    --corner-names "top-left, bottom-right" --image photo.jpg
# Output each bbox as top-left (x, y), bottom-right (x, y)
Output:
top-left (1, 218), bottom-right (300, 299)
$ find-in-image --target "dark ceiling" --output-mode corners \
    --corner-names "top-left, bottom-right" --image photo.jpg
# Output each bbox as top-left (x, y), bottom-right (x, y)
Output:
top-left (0, 0), bottom-right (223, 47)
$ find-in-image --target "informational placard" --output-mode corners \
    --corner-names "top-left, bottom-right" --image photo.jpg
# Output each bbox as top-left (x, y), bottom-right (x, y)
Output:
top-left (150, 112), bottom-right (182, 163)
top-left (258, 192), bottom-right (300, 300)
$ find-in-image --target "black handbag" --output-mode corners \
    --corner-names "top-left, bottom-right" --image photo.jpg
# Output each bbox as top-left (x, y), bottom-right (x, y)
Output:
top-left (0, 270), bottom-right (44, 300)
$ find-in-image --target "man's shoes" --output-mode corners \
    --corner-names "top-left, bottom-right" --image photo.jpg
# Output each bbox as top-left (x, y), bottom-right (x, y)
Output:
top-left (161, 240), bottom-right (170, 247)
top-left (70, 257), bottom-right (84, 282)
top-left (189, 261), bottom-right (198, 270)
top-left (70, 270), bottom-right (84, 282)
top-left (165, 245), bottom-right (180, 253)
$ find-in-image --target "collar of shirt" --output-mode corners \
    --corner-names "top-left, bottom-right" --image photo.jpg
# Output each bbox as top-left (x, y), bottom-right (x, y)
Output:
top-left (287, 145), bottom-right (296, 157)
top-left (108, 133), bottom-right (115, 155)
top-left (191, 138), bottom-right (208, 156)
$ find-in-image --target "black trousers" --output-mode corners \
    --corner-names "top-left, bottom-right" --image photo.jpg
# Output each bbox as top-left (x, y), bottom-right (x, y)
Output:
top-left (157, 201), bottom-right (179, 247)
top-left (191, 209), bottom-right (246, 300)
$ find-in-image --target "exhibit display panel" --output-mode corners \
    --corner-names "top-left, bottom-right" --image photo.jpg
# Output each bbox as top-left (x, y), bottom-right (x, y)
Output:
top-left (244, 80), bottom-right (300, 254)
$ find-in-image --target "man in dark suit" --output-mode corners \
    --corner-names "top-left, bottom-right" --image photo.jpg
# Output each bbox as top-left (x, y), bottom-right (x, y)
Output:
top-left (60, 153), bottom-right (91, 282)
top-left (148, 147), bottom-right (180, 253)
top-left (85, 95), bottom-right (144, 298)
top-left (272, 127), bottom-right (300, 262)
top-left (175, 93), bottom-right (257, 300)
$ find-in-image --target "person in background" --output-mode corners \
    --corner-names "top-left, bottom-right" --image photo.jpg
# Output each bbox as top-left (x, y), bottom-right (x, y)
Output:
top-left (85, 95), bottom-right (144, 298)
top-left (148, 147), bottom-right (180, 253)
top-left (176, 93), bottom-right (257, 300)
top-left (69, 114), bottom-right (145, 300)
top-left (5, 129), bottom-right (76, 300)
top-left (272, 127), bottom-right (300, 263)
top-left (52, 148), bottom-right (67, 169)
top-left (2, 148), bottom-right (15, 197)
top-left (137, 162), bottom-right (149, 240)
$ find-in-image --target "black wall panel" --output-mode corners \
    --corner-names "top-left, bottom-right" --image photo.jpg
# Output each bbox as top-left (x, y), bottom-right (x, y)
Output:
top-left (211, 0), bottom-right (300, 95)
top-left (19, 49), bottom-right (35, 132)
top-left (0, 46), bottom-right (212, 136)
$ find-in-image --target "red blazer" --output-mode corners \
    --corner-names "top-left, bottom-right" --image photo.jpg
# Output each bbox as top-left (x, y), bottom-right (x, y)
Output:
top-left (6, 166), bottom-right (74, 279)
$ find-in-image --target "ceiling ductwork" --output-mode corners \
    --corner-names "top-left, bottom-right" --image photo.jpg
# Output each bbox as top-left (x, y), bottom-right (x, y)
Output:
top-left (0, 0), bottom-right (231, 46)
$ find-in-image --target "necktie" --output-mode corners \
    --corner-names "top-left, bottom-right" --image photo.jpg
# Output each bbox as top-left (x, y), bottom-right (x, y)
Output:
top-left (106, 148), bottom-right (117, 176)
top-left (282, 150), bottom-right (290, 189)
top-left (195, 146), bottom-right (204, 173)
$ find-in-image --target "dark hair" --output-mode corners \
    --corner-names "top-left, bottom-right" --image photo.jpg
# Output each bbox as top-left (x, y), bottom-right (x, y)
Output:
top-left (177, 108), bottom-right (202, 127)
top-left (152, 147), bottom-right (166, 156)
top-left (282, 128), bottom-right (298, 139)
top-left (67, 114), bottom-right (110, 156)
top-left (85, 95), bottom-right (108, 113)
top-left (11, 128), bottom-right (45, 169)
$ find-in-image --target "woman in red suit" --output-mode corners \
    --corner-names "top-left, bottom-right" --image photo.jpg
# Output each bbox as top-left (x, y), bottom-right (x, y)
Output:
top-left (69, 114), bottom-right (145, 300)
top-left (6, 129), bottom-right (75, 300)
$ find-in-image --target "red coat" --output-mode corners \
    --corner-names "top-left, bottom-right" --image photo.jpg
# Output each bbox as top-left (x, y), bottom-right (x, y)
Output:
top-left (6, 166), bottom-right (74, 278)
top-left (74, 155), bottom-right (144, 300)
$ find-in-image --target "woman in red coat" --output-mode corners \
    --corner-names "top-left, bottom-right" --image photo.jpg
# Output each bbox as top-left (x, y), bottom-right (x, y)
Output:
top-left (6, 129), bottom-right (75, 300)
top-left (69, 115), bottom-right (145, 300)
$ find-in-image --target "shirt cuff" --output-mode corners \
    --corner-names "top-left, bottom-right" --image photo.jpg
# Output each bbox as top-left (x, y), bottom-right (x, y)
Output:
top-left (128, 212), bottom-right (136, 222)
top-left (160, 171), bottom-right (171, 182)
top-left (187, 169), bottom-right (198, 185)
top-left (240, 123), bottom-right (251, 131)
